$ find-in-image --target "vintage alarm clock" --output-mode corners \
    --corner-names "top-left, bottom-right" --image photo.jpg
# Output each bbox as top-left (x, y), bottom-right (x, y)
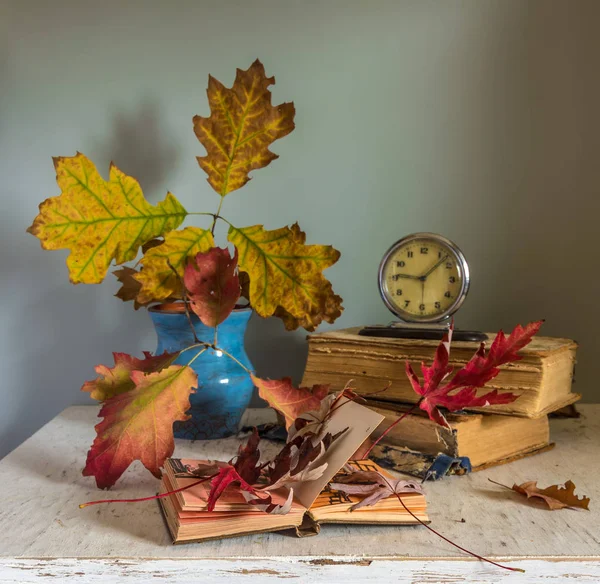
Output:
top-left (360, 233), bottom-right (487, 341)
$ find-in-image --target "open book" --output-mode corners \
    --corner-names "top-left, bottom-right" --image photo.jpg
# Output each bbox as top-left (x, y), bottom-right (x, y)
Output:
top-left (158, 398), bottom-right (428, 543)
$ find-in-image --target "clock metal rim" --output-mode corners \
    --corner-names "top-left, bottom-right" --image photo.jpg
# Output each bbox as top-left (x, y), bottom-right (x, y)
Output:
top-left (377, 232), bottom-right (470, 324)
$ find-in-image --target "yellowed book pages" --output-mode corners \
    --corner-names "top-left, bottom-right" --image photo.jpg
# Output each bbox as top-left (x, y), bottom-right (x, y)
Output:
top-left (302, 327), bottom-right (579, 418)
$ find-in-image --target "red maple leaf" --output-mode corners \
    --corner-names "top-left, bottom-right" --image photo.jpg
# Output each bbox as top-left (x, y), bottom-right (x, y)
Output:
top-left (406, 321), bottom-right (543, 427)
top-left (207, 466), bottom-right (257, 512)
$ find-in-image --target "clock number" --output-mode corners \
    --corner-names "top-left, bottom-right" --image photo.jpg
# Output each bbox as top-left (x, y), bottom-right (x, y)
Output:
top-left (396, 260), bottom-right (405, 268)
top-left (396, 289), bottom-right (403, 296)
top-left (444, 291), bottom-right (451, 298)
top-left (404, 300), bottom-right (410, 307)
top-left (407, 251), bottom-right (414, 258)
top-left (438, 251), bottom-right (442, 258)
top-left (419, 303), bottom-right (425, 311)
top-left (449, 276), bottom-right (456, 283)
top-left (445, 262), bottom-right (452, 269)
top-left (435, 301), bottom-right (441, 309)
top-left (420, 247), bottom-right (428, 254)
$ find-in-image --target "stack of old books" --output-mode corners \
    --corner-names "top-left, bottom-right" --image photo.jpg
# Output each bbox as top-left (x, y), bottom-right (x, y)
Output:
top-left (302, 327), bottom-right (579, 477)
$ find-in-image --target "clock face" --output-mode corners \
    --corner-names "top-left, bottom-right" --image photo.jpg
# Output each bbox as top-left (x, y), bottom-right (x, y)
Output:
top-left (378, 233), bottom-right (469, 323)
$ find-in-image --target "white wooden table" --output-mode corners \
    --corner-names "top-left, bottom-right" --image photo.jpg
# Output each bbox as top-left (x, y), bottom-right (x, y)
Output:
top-left (0, 405), bottom-right (598, 583)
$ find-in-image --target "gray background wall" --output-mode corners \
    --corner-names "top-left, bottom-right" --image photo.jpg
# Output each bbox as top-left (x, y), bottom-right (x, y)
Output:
top-left (1, 0), bottom-right (598, 459)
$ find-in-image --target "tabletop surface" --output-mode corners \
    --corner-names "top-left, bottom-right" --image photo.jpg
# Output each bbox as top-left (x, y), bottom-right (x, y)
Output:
top-left (0, 405), bottom-right (599, 582)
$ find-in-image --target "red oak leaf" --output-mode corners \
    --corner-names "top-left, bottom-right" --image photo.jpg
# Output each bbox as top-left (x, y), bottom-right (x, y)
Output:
top-left (82, 365), bottom-right (197, 489)
top-left (81, 351), bottom-right (178, 401)
top-left (252, 375), bottom-right (330, 429)
top-left (183, 247), bottom-right (240, 327)
top-left (407, 321), bottom-right (543, 427)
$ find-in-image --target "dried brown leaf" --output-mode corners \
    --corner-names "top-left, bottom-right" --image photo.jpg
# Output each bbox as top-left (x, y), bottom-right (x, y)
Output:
top-left (512, 480), bottom-right (590, 510)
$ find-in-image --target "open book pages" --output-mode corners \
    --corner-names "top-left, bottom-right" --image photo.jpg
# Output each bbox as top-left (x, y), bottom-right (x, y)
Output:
top-left (160, 459), bottom-right (428, 543)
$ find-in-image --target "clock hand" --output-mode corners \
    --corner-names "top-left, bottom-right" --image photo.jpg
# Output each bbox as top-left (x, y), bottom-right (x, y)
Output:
top-left (421, 254), bottom-right (449, 279)
top-left (392, 273), bottom-right (421, 280)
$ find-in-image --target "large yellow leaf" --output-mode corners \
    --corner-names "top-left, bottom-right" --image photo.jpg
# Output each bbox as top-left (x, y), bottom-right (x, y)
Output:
top-left (228, 223), bottom-right (343, 330)
top-left (135, 226), bottom-right (215, 304)
top-left (193, 59), bottom-right (295, 196)
top-left (27, 153), bottom-right (187, 284)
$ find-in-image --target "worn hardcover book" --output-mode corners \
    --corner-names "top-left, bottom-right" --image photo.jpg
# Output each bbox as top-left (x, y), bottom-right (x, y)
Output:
top-left (302, 327), bottom-right (579, 418)
top-left (159, 459), bottom-right (428, 543)
top-left (158, 398), bottom-right (427, 543)
top-left (366, 399), bottom-right (553, 470)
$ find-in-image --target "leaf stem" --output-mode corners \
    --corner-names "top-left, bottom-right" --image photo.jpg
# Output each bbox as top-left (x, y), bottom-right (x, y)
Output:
top-left (219, 348), bottom-right (253, 374)
top-left (186, 212), bottom-right (219, 218)
top-left (178, 341), bottom-right (252, 374)
top-left (363, 400), bottom-right (422, 459)
top-left (211, 198), bottom-right (224, 235)
top-left (79, 474), bottom-right (216, 508)
top-left (166, 260), bottom-right (199, 344)
top-left (375, 472), bottom-right (524, 574)
top-left (186, 347), bottom-right (208, 368)
top-left (487, 478), bottom-right (513, 491)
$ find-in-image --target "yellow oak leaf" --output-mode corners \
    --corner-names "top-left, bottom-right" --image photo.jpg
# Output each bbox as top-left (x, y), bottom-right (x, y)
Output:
top-left (274, 282), bottom-right (344, 331)
top-left (27, 153), bottom-right (187, 284)
top-left (227, 223), bottom-right (343, 330)
top-left (134, 226), bottom-right (215, 304)
top-left (193, 59), bottom-right (295, 196)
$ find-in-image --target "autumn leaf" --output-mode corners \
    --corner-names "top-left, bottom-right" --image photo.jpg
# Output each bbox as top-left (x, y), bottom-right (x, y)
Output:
top-left (141, 238), bottom-right (165, 253)
top-left (228, 223), bottom-right (342, 330)
top-left (491, 479), bottom-right (590, 510)
top-left (113, 267), bottom-right (148, 309)
top-left (81, 351), bottom-right (178, 401)
top-left (252, 375), bottom-right (330, 429)
top-left (274, 281), bottom-right (343, 332)
top-left (134, 227), bottom-right (215, 304)
top-left (83, 365), bottom-right (197, 489)
top-left (206, 466), bottom-right (257, 512)
top-left (27, 153), bottom-right (187, 284)
top-left (183, 247), bottom-right (240, 326)
top-left (406, 321), bottom-right (543, 427)
top-left (193, 59), bottom-right (295, 197)
top-left (330, 470), bottom-right (424, 511)
top-left (205, 430), bottom-right (262, 512)
top-left (232, 428), bottom-right (262, 484)
top-left (242, 488), bottom-right (294, 515)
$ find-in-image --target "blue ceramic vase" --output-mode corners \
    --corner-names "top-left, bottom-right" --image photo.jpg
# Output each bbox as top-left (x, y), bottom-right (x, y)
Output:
top-left (148, 304), bottom-right (254, 440)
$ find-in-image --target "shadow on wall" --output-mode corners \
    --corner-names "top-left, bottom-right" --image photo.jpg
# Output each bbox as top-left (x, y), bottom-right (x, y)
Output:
top-left (93, 99), bottom-right (181, 202)
top-left (244, 315), bottom-right (308, 408)
top-left (0, 99), bottom-right (185, 458)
